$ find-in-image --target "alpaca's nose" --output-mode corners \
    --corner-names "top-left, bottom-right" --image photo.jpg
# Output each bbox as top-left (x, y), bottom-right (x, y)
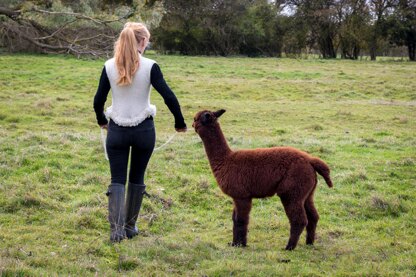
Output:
top-left (192, 122), bottom-right (195, 128)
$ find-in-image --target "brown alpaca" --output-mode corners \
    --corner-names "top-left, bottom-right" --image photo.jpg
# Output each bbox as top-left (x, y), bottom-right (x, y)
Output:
top-left (193, 109), bottom-right (333, 250)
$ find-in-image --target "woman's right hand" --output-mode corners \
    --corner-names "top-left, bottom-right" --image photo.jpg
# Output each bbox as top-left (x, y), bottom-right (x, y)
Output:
top-left (100, 124), bottom-right (108, 130)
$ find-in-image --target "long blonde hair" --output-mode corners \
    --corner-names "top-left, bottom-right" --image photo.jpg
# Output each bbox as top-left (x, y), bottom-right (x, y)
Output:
top-left (114, 22), bottom-right (150, 86)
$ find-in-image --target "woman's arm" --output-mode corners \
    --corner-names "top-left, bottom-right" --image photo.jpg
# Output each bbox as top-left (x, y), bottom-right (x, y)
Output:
top-left (151, 63), bottom-right (187, 130)
top-left (93, 67), bottom-right (111, 127)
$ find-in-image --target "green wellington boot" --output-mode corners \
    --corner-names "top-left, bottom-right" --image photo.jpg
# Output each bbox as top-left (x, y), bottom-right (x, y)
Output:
top-left (124, 183), bottom-right (146, 239)
top-left (106, 183), bottom-right (126, 242)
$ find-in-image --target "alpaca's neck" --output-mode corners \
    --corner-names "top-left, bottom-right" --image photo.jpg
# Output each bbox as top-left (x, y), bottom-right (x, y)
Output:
top-left (200, 124), bottom-right (231, 169)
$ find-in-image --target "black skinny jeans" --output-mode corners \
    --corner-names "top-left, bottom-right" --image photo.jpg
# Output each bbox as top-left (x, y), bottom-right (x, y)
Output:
top-left (106, 118), bottom-right (155, 185)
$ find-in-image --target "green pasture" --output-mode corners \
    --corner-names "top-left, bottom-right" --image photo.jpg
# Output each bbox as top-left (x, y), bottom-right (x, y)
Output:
top-left (0, 54), bottom-right (415, 276)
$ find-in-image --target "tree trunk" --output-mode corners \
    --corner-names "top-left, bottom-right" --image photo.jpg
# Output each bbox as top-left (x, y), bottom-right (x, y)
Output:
top-left (320, 35), bottom-right (336, 59)
top-left (353, 45), bottom-right (360, 60)
top-left (341, 49), bottom-right (347, 59)
top-left (370, 40), bottom-right (377, 61)
top-left (370, 26), bottom-right (378, 61)
top-left (408, 41), bottom-right (415, 61)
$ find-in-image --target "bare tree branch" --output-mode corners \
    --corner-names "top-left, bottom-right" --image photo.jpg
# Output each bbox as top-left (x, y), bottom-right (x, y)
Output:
top-left (0, 4), bottom-right (135, 58)
top-left (73, 33), bottom-right (116, 43)
top-left (0, 7), bottom-right (21, 19)
top-left (34, 19), bottom-right (77, 40)
top-left (30, 7), bottom-right (135, 25)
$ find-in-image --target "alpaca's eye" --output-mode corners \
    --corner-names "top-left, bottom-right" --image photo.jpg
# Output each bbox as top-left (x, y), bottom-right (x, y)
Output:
top-left (201, 112), bottom-right (212, 125)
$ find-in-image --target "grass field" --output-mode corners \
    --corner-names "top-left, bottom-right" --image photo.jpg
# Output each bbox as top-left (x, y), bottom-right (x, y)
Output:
top-left (0, 53), bottom-right (415, 276)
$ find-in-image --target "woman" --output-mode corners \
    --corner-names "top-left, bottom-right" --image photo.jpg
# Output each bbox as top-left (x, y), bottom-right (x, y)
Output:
top-left (93, 22), bottom-right (187, 242)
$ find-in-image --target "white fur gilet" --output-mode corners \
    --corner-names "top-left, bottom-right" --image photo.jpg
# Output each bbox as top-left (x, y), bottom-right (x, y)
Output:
top-left (104, 56), bottom-right (156, 127)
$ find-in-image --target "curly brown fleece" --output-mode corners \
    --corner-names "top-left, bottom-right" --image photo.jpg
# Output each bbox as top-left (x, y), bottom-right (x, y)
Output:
top-left (193, 109), bottom-right (333, 250)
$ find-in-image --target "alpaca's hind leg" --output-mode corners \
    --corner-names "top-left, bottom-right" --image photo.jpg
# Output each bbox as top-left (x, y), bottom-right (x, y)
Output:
top-left (305, 193), bottom-right (319, 245)
top-left (231, 198), bottom-right (252, 247)
top-left (281, 198), bottom-right (308, 250)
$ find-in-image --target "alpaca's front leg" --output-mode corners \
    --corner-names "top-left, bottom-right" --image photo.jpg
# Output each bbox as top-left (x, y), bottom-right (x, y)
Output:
top-left (231, 198), bottom-right (252, 247)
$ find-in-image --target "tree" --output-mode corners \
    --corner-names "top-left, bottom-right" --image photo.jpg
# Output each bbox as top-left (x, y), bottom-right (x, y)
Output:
top-left (152, 0), bottom-right (211, 55)
top-left (237, 0), bottom-right (287, 57)
top-left (154, 0), bottom-right (286, 56)
top-left (288, 0), bottom-right (339, 58)
top-left (337, 0), bottom-right (370, 59)
top-left (281, 14), bottom-right (308, 57)
top-left (0, 0), bottom-right (160, 57)
top-left (387, 0), bottom-right (416, 60)
top-left (367, 0), bottom-right (395, 60)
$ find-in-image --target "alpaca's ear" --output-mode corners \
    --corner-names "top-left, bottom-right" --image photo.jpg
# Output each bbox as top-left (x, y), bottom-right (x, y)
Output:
top-left (214, 109), bottom-right (226, 118)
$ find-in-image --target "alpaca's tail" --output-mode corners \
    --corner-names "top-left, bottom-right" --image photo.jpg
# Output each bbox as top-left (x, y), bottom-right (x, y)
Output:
top-left (310, 158), bottom-right (333, 187)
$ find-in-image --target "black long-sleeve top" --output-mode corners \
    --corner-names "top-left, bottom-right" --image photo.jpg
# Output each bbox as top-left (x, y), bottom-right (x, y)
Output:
top-left (93, 63), bottom-right (186, 129)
